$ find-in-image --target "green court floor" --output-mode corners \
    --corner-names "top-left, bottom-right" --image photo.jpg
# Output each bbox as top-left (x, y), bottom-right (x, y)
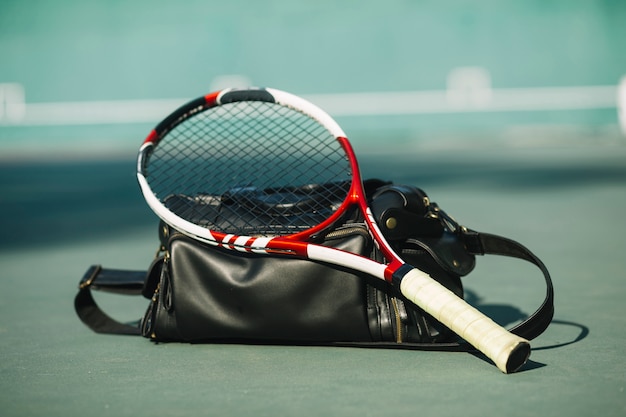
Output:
top-left (1, 145), bottom-right (625, 417)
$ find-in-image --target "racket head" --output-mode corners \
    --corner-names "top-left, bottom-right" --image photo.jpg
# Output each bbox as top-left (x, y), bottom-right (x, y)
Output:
top-left (137, 88), bottom-right (532, 373)
top-left (137, 87), bottom-right (361, 246)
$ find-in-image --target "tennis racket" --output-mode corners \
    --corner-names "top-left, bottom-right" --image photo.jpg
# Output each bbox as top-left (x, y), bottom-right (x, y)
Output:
top-left (137, 87), bottom-right (530, 373)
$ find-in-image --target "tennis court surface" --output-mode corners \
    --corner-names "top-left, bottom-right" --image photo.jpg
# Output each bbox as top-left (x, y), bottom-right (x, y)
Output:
top-left (1, 144), bottom-right (625, 417)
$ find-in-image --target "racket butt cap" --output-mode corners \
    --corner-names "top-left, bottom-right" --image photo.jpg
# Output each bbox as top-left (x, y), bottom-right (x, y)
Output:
top-left (505, 341), bottom-right (531, 374)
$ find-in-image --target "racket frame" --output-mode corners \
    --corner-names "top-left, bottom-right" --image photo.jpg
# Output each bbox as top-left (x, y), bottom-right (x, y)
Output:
top-left (137, 87), bottom-right (531, 373)
top-left (137, 87), bottom-right (403, 278)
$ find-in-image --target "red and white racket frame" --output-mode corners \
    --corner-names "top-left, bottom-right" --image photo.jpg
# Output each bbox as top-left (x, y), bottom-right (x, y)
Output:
top-left (137, 87), bottom-right (531, 373)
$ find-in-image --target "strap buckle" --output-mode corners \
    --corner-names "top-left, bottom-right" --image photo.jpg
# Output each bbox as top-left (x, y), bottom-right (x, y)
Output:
top-left (430, 203), bottom-right (465, 234)
top-left (78, 265), bottom-right (102, 290)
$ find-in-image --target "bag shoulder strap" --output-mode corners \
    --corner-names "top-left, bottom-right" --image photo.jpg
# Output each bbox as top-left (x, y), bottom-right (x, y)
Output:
top-left (461, 229), bottom-right (555, 341)
top-left (343, 228), bottom-right (554, 351)
top-left (74, 265), bottom-right (145, 335)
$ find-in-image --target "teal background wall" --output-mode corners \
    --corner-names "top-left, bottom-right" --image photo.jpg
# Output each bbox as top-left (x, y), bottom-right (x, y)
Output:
top-left (1, 0), bottom-right (625, 158)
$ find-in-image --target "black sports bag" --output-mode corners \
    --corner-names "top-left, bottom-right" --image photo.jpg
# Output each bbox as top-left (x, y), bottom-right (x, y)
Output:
top-left (75, 180), bottom-right (553, 350)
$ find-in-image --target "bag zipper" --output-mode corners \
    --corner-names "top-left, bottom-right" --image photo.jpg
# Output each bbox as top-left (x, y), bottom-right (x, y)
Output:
top-left (390, 297), bottom-right (404, 343)
top-left (141, 248), bottom-right (171, 340)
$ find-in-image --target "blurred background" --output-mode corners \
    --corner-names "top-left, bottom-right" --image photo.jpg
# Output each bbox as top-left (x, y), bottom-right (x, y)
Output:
top-left (1, 0), bottom-right (625, 157)
top-left (1, 3), bottom-right (626, 415)
top-left (1, 0), bottom-right (625, 247)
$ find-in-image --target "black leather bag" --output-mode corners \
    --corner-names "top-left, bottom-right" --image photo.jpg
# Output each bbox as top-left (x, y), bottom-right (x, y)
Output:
top-left (75, 180), bottom-right (554, 349)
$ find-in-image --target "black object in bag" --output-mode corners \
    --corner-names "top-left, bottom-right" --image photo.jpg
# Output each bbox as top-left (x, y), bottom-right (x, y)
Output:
top-left (75, 180), bottom-right (554, 349)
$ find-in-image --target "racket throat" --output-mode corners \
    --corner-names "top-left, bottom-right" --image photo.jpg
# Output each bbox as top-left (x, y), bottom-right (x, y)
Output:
top-left (389, 263), bottom-right (415, 286)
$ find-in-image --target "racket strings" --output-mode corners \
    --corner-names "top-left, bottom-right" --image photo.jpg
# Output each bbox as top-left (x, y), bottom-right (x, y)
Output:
top-left (146, 100), bottom-right (352, 236)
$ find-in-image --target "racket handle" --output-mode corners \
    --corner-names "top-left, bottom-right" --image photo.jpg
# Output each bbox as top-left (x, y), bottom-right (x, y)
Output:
top-left (399, 268), bottom-right (530, 373)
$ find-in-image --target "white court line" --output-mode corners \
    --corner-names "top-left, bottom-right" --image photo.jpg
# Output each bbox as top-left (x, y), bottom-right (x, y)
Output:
top-left (308, 85), bottom-right (618, 116)
top-left (0, 84), bottom-right (620, 126)
top-left (618, 76), bottom-right (626, 135)
top-left (19, 98), bottom-right (188, 126)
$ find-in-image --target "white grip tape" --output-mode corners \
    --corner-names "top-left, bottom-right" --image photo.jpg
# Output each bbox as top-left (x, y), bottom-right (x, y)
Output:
top-left (400, 269), bottom-right (530, 373)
